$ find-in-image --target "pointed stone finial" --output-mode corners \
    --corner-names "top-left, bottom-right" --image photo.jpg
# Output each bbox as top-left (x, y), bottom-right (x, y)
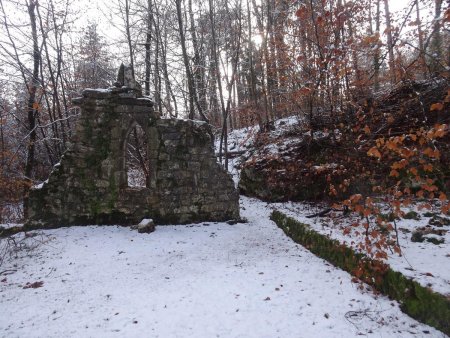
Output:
top-left (114, 63), bottom-right (142, 96)
top-left (115, 63), bottom-right (125, 87)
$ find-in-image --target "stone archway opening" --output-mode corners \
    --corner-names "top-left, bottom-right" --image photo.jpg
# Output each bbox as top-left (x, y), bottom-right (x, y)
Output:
top-left (25, 64), bottom-right (239, 227)
top-left (125, 124), bottom-right (149, 188)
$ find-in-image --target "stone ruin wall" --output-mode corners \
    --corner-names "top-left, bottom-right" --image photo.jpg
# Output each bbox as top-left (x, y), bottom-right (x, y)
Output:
top-left (26, 86), bottom-right (240, 228)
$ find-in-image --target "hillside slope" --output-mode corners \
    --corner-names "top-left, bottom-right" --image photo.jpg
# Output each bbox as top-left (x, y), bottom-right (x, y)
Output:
top-left (237, 79), bottom-right (449, 202)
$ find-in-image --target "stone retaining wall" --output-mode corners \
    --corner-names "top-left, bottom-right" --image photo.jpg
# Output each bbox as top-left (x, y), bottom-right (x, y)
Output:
top-left (271, 210), bottom-right (450, 336)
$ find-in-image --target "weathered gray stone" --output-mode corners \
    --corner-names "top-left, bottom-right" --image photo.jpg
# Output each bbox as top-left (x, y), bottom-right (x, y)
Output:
top-left (82, 89), bottom-right (113, 99)
top-left (25, 70), bottom-right (240, 228)
top-left (115, 63), bottom-right (143, 96)
top-left (131, 218), bottom-right (155, 233)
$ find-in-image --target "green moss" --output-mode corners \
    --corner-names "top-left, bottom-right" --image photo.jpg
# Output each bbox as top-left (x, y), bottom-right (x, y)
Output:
top-left (411, 231), bottom-right (425, 242)
top-left (429, 215), bottom-right (450, 226)
top-left (426, 237), bottom-right (445, 245)
top-left (0, 225), bottom-right (25, 237)
top-left (89, 199), bottom-right (101, 216)
top-left (271, 211), bottom-right (366, 275)
top-left (404, 211), bottom-right (420, 220)
top-left (270, 210), bottom-right (450, 336)
top-left (107, 175), bottom-right (119, 210)
top-left (85, 132), bottom-right (111, 171)
top-left (82, 118), bottom-right (93, 139)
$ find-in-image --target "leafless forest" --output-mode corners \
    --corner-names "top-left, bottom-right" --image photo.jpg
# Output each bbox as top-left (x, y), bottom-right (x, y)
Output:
top-left (0, 0), bottom-right (448, 222)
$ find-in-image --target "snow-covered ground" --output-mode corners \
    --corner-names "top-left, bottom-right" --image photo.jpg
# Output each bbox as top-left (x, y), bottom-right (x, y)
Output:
top-left (222, 117), bottom-right (450, 298)
top-left (0, 118), bottom-right (447, 337)
top-left (0, 196), bottom-right (446, 338)
top-left (273, 201), bottom-right (450, 297)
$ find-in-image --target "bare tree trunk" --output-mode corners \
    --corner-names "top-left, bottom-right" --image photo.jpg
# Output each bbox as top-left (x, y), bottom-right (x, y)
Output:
top-left (210, 0), bottom-right (242, 169)
top-left (251, 0), bottom-right (270, 125)
top-left (175, 0), bottom-right (208, 122)
top-left (0, 101), bottom-right (5, 162)
top-left (144, 0), bottom-right (153, 96)
top-left (266, 0), bottom-right (278, 118)
top-left (49, 1), bottom-right (68, 150)
top-left (125, 0), bottom-right (135, 76)
top-left (188, 0), bottom-right (207, 113)
top-left (345, 2), bottom-right (361, 97)
top-left (374, 0), bottom-right (381, 90)
top-left (246, 0), bottom-right (260, 126)
top-left (429, 0), bottom-right (443, 74)
top-left (414, 0), bottom-right (426, 78)
top-left (38, 58), bottom-right (59, 165)
top-left (383, 0), bottom-right (396, 84)
top-left (36, 3), bottom-right (66, 157)
top-left (154, 8), bottom-right (162, 113)
top-left (208, 0), bottom-right (226, 163)
top-left (23, 0), bottom-right (40, 216)
top-left (160, 11), bottom-right (178, 117)
top-left (274, 0), bottom-right (289, 117)
top-left (176, 0), bottom-right (195, 119)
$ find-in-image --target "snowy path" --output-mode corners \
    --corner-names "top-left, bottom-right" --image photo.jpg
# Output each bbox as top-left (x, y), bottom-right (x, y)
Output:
top-left (0, 197), bottom-right (446, 337)
top-left (274, 202), bottom-right (450, 296)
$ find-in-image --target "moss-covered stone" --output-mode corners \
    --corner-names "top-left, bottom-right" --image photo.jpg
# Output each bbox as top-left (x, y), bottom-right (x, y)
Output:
top-left (0, 225), bottom-right (25, 237)
top-left (429, 215), bottom-right (450, 227)
top-left (404, 211), bottom-right (420, 220)
top-left (25, 85), bottom-right (239, 228)
top-left (411, 231), bottom-right (425, 242)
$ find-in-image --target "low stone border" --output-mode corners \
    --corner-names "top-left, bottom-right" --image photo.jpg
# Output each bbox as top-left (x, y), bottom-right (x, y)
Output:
top-left (0, 225), bottom-right (24, 238)
top-left (270, 210), bottom-right (450, 336)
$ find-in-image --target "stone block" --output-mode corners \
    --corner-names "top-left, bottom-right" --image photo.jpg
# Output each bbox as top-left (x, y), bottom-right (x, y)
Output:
top-left (131, 218), bottom-right (155, 233)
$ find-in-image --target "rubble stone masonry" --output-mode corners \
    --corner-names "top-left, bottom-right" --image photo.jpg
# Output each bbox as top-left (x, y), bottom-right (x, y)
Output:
top-left (26, 85), bottom-right (239, 228)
